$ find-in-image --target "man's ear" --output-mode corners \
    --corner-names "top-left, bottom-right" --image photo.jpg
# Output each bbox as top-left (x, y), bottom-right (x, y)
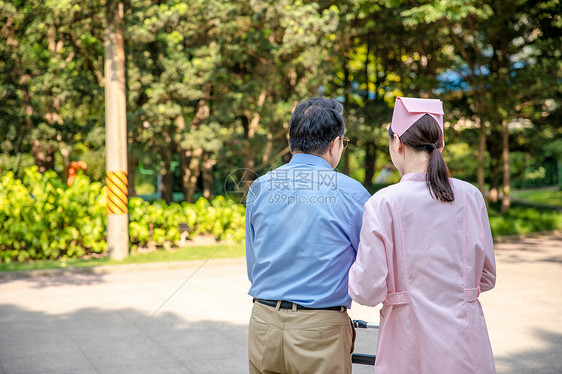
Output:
top-left (328, 137), bottom-right (339, 156)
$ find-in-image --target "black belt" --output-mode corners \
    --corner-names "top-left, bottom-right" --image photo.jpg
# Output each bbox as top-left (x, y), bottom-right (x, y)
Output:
top-left (254, 298), bottom-right (345, 311)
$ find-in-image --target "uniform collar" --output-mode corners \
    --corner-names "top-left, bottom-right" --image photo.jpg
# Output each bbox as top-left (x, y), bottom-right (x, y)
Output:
top-left (400, 172), bottom-right (427, 182)
top-left (289, 153), bottom-right (333, 169)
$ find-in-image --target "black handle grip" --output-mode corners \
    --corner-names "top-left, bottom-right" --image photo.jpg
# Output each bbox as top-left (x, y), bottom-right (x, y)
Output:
top-left (352, 319), bottom-right (368, 329)
top-left (352, 353), bottom-right (376, 366)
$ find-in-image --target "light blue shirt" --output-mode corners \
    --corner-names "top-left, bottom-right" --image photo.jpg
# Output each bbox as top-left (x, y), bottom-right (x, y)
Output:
top-left (245, 153), bottom-right (371, 308)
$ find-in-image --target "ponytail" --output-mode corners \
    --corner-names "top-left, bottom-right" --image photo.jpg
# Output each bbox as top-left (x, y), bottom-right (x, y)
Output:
top-left (393, 114), bottom-right (455, 202)
top-left (427, 148), bottom-right (454, 202)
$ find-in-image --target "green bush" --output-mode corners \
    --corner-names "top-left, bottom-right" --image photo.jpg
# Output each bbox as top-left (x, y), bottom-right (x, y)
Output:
top-left (0, 167), bottom-right (107, 262)
top-left (127, 195), bottom-right (245, 251)
top-left (0, 167), bottom-right (246, 263)
top-left (4, 167), bottom-right (559, 263)
top-left (488, 205), bottom-right (562, 236)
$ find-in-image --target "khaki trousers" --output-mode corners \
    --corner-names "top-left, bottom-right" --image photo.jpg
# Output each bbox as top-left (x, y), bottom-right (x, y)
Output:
top-left (248, 301), bottom-right (355, 374)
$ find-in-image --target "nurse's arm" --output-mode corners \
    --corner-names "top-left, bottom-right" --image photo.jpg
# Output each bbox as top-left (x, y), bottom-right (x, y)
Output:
top-left (348, 201), bottom-right (389, 306)
top-left (479, 200), bottom-right (496, 292)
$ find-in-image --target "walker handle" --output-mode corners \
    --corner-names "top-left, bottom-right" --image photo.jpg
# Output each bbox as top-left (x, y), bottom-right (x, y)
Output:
top-left (352, 320), bottom-right (379, 329)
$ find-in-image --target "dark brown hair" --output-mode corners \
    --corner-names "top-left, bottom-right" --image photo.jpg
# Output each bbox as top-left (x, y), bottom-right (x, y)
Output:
top-left (289, 97), bottom-right (345, 154)
top-left (389, 114), bottom-right (454, 202)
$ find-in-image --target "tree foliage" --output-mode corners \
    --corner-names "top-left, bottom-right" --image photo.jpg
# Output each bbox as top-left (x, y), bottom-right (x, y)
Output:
top-left (0, 0), bottom-right (560, 204)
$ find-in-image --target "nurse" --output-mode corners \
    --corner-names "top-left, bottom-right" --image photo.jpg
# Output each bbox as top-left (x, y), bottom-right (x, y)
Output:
top-left (348, 97), bottom-right (496, 373)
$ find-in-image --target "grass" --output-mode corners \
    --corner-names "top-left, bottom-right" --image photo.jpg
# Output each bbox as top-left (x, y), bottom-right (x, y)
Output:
top-left (0, 242), bottom-right (245, 273)
top-left (511, 186), bottom-right (562, 207)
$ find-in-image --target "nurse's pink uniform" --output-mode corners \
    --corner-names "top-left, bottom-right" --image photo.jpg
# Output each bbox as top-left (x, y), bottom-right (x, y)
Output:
top-left (349, 173), bottom-right (496, 373)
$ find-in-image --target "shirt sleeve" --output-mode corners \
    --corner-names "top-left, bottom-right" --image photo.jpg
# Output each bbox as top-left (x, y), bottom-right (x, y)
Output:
top-left (479, 200), bottom-right (496, 292)
top-left (348, 196), bottom-right (390, 307)
top-left (348, 190), bottom-right (371, 251)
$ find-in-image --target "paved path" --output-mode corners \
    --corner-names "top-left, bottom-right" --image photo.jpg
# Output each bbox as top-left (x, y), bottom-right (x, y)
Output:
top-left (0, 234), bottom-right (560, 373)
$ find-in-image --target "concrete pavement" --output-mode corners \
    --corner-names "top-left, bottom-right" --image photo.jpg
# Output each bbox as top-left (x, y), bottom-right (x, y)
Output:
top-left (0, 234), bottom-right (560, 373)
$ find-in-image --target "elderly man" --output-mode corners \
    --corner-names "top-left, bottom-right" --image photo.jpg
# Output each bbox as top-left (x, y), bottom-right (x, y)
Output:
top-left (245, 97), bottom-right (371, 374)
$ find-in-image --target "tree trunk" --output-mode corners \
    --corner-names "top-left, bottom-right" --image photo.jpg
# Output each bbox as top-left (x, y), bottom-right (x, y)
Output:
top-left (362, 43), bottom-right (375, 185)
top-left (558, 161), bottom-right (562, 191)
top-left (364, 142), bottom-right (376, 189)
top-left (201, 151), bottom-right (216, 200)
top-left (500, 119), bottom-right (511, 213)
top-left (180, 148), bottom-right (202, 203)
top-left (240, 90), bottom-right (267, 199)
top-left (31, 140), bottom-right (55, 173)
top-left (177, 86), bottom-right (211, 202)
top-left (261, 132), bottom-right (274, 169)
top-left (342, 51), bottom-right (351, 176)
top-left (488, 127), bottom-right (503, 203)
top-left (477, 119), bottom-right (487, 201)
top-left (60, 143), bottom-right (71, 180)
top-left (160, 146), bottom-right (173, 203)
top-left (340, 151), bottom-right (349, 175)
top-left (243, 90), bottom-right (267, 172)
top-left (128, 156), bottom-right (137, 197)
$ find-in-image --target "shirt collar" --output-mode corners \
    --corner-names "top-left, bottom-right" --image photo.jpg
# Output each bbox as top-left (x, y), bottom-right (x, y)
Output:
top-left (289, 153), bottom-right (333, 169)
top-left (400, 172), bottom-right (427, 182)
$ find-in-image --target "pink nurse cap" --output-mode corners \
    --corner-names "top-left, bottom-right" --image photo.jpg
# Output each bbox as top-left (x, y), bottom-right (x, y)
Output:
top-left (391, 97), bottom-right (444, 137)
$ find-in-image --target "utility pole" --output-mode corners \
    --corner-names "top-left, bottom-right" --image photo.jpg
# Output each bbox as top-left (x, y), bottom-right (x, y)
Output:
top-left (105, 1), bottom-right (128, 260)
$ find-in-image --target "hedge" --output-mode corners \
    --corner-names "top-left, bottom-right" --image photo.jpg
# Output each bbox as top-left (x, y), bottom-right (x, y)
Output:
top-left (2, 167), bottom-right (560, 263)
top-left (0, 167), bottom-right (245, 263)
